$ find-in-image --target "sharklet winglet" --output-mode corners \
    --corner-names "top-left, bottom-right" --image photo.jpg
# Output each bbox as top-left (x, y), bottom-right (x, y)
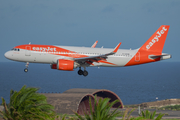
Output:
top-left (91, 41), bottom-right (98, 48)
top-left (113, 42), bottom-right (121, 53)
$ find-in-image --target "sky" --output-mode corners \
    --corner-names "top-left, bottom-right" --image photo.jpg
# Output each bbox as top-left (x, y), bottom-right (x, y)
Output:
top-left (0, 0), bottom-right (180, 62)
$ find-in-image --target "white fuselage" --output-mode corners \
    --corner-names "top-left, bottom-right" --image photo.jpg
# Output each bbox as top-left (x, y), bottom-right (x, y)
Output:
top-left (5, 45), bottom-right (138, 67)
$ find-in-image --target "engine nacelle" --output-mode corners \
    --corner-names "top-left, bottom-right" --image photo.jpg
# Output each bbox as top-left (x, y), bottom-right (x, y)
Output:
top-left (51, 59), bottom-right (78, 71)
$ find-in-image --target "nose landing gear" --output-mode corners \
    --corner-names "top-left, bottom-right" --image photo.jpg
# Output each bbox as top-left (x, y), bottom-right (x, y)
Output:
top-left (24, 62), bottom-right (29, 73)
top-left (78, 67), bottom-right (88, 76)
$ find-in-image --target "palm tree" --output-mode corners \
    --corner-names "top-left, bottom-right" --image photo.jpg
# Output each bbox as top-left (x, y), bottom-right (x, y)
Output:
top-left (140, 110), bottom-right (164, 120)
top-left (0, 85), bottom-right (56, 120)
top-left (75, 95), bottom-right (121, 120)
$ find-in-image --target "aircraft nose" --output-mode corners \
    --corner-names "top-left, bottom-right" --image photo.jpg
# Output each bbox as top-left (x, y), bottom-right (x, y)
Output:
top-left (4, 51), bottom-right (12, 59)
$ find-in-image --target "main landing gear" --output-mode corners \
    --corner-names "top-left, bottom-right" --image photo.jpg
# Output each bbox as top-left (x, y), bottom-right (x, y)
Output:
top-left (78, 67), bottom-right (88, 76)
top-left (24, 62), bottom-right (29, 73)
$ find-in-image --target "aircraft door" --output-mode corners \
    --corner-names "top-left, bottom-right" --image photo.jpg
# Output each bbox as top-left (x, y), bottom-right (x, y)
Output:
top-left (135, 52), bottom-right (140, 62)
top-left (25, 46), bottom-right (31, 56)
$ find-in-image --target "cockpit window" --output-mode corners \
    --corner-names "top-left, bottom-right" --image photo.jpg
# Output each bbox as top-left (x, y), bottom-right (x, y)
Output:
top-left (11, 48), bottom-right (20, 51)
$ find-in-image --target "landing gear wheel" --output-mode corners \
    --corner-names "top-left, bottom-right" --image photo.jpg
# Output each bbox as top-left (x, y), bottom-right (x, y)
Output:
top-left (24, 62), bottom-right (29, 73)
top-left (24, 68), bottom-right (28, 73)
top-left (78, 69), bottom-right (83, 75)
top-left (83, 70), bottom-right (88, 76)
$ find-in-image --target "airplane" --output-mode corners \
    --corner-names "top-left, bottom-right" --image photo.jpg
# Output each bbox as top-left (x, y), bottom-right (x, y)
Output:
top-left (4, 25), bottom-right (171, 76)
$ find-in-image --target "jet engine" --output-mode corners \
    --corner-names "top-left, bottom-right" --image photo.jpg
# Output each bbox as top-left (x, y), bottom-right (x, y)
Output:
top-left (51, 59), bottom-right (78, 71)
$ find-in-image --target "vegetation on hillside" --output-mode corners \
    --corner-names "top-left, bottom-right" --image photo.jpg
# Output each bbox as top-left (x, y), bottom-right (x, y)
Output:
top-left (158, 105), bottom-right (180, 111)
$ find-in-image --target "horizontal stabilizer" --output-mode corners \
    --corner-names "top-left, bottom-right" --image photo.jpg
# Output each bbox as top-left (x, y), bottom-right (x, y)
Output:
top-left (149, 54), bottom-right (172, 60)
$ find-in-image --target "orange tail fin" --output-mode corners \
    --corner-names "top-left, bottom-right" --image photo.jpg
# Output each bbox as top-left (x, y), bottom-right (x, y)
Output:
top-left (140, 25), bottom-right (170, 53)
top-left (125, 25), bottom-right (170, 66)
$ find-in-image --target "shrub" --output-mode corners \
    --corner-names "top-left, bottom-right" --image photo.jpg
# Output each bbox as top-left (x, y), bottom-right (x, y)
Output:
top-left (140, 110), bottom-right (164, 120)
top-left (74, 95), bottom-right (121, 120)
top-left (0, 85), bottom-right (56, 120)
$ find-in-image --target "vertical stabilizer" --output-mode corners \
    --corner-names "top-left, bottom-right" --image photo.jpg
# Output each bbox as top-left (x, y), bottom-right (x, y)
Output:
top-left (125, 25), bottom-right (170, 66)
top-left (140, 25), bottom-right (170, 53)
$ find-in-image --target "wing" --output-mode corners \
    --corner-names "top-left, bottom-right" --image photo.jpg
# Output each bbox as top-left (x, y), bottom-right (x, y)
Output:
top-left (74, 43), bottom-right (121, 65)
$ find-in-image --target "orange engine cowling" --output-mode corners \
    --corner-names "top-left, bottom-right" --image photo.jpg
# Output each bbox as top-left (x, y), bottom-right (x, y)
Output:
top-left (51, 59), bottom-right (75, 71)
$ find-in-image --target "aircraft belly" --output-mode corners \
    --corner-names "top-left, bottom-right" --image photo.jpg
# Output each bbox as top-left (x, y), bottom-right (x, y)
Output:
top-left (90, 57), bottom-right (134, 67)
top-left (32, 53), bottom-right (55, 63)
top-left (107, 57), bottom-right (133, 67)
